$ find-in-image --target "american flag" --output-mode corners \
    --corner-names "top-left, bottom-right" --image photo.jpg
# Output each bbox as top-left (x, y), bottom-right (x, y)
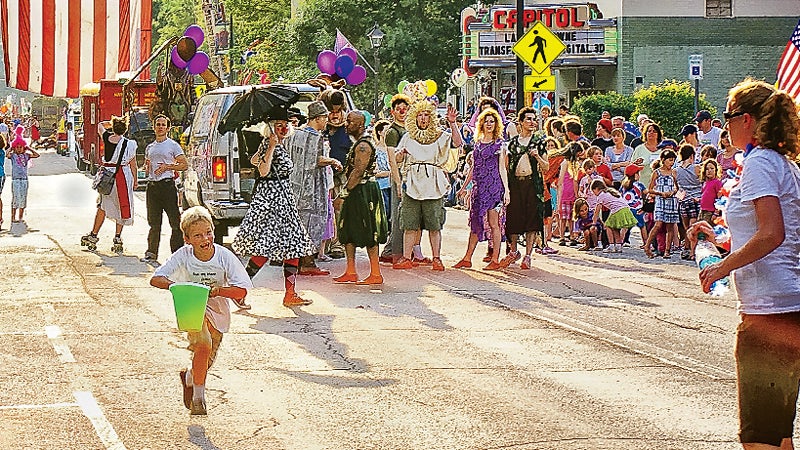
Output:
top-left (1, 0), bottom-right (152, 98)
top-left (777, 18), bottom-right (800, 100)
top-left (334, 29), bottom-right (355, 54)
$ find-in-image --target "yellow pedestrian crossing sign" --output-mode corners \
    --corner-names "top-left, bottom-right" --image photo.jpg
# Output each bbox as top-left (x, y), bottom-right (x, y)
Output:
top-left (512, 21), bottom-right (566, 74)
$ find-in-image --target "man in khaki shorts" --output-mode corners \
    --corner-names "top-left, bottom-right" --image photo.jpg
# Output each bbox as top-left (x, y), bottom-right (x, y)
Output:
top-left (392, 100), bottom-right (461, 271)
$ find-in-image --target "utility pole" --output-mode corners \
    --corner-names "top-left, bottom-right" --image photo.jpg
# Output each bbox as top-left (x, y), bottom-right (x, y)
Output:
top-left (515, 0), bottom-right (525, 113)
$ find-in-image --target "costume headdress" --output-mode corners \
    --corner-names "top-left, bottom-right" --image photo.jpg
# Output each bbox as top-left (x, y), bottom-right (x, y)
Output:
top-left (405, 100), bottom-right (442, 145)
top-left (308, 75), bottom-right (348, 127)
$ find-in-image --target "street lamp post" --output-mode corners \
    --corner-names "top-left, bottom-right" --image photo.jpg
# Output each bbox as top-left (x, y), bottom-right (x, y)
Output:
top-left (367, 23), bottom-right (385, 116)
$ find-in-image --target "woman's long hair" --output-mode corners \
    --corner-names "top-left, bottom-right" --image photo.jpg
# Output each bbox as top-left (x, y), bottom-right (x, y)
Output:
top-left (476, 108), bottom-right (504, 142)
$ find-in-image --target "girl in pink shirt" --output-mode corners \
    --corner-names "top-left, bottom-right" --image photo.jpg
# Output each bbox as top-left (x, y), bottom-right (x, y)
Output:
top-left (591, 179), bottom-right (638, 253)
top-left (699, 159), bottom-right (722, 225)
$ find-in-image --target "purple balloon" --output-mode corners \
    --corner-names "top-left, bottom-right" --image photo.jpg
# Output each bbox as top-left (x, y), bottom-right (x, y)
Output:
top-left (187, 51), bottom-right (210, 75)
top-left (171, 47), bottom-right (189, 69)
top-left (334, 55), bottom-right (355, 78)
top-left (338, 47), bottom-right (357, 64)
top-left (345, 65), bottom-right (367, 85)
top-left (185, 24), bottom-right (205, 47)
top-left (316, 50), bottom-right (337, 75)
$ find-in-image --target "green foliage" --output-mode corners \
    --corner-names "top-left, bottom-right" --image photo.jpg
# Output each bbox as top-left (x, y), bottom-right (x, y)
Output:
top-left (571, 92), bottom-right (635, 133)
top-left (149, 0), bottom-right (463, 112)
top-left (632, 80), bottom-right (716, 140)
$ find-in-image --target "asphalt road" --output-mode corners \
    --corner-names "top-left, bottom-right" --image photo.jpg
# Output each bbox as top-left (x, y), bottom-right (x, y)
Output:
top-left (0, 149), bottom-right (781, 449)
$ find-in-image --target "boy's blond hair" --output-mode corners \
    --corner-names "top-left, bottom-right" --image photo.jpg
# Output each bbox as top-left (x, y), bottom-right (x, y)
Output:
top-left (180, 206), bottom-right (214, 237)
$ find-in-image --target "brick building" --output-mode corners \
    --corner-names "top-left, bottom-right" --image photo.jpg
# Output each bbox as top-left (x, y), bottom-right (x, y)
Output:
top-left (460, 1), bottom-right (800, 116)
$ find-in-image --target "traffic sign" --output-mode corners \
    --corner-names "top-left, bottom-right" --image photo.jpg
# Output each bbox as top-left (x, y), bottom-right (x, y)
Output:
top-left (512, 21), bottom-right (566, 74)
top-left (689, 54), bottom-right (703, 80)
top-left (524, 74), bottom-right (555, 92)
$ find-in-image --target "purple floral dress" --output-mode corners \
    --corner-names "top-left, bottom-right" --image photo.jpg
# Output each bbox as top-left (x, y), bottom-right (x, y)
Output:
top-left (469, 139), bottom-right (506, 241)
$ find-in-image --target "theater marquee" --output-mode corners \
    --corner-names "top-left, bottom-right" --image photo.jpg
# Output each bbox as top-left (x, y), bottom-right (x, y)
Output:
top-left (461, 3), bottom-right (617, 73)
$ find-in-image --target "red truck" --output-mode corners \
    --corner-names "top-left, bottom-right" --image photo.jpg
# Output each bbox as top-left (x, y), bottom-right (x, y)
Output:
top-left (76, 79), bottom-right (157, 179)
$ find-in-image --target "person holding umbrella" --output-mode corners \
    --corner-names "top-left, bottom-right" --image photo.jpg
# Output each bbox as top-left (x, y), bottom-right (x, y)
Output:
top-left (232, 105), bottom-right (316, 307)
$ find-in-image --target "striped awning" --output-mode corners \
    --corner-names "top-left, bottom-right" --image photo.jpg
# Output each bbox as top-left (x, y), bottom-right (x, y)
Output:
top-left (1, 0), bottom-right (152, 98)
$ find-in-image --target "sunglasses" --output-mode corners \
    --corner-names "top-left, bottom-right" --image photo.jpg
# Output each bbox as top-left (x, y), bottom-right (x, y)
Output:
top-left (723, 110), bottom-right (746, 120)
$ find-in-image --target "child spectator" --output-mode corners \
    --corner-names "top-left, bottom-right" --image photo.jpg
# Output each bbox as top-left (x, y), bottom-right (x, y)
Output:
top-left (150, 206), bottom-right (253, 415)
top-left (557, 142), bottom-right (585, 246)
top-left (591, 179), bottom-right (638, 253)
top-left (644, 149), bottom-right (680, 258)
top-left (699, 159), bottom-right (723, 226)
top-left (699, 144), bottom-right (717, 162)
top-left (578, 158), bottom-right (603, 209)
top-left (620, 165), bottom-right (648, 247)
top-left (573, 197), bottom-right (599, 251)
top-left (8, 128), bottom-right (39, 223)
top-left (588, 145), bottom-right (613, 185)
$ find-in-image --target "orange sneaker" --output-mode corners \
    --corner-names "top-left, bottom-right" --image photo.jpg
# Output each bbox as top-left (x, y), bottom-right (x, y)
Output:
top-left (412, 257), bottom-right (433, 265)
top-left (452, 259), bottom-right (472, 269)
top-left (499, 251), bottom-right (520, 268)
top-left (392, 257), bottom-right (416, 269)
top-left (333, 273), bottom-right (358, 283)
top-left (283, 294), bottom-right (313, 307)
top-left (483, 261), bottom-right (502, 271)
top-left (520, 255), bottom-right (532, 270)
top-left (431, 257), bottom-right (444, 271)
top-left (356, 274), bottom-right (384, 285)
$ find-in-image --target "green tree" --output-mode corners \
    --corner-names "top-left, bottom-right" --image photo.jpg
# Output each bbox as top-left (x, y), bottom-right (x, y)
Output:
top-left (265, 0), bottom-right (463, 112)
top-left (632, 80), bottom-right (716, 140)
top-left (571, 92), bottom-right (635, 134)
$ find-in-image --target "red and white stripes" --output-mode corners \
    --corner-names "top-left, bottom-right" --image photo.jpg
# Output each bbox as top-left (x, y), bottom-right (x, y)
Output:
top-left (1, 0), bottom-right (151, 98)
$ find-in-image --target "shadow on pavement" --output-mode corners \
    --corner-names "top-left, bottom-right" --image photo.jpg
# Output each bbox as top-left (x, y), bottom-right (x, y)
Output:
top-left (187, 425), bottom-right (222, 450)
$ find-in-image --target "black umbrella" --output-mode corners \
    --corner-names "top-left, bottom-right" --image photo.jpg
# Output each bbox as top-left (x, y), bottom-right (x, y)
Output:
top-left (217, 85), bottom-right (301, 134)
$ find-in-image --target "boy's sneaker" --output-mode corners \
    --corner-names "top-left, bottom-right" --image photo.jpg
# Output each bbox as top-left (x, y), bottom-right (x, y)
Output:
top-left (179, 370), bottom-right (192, 410)
top-left (190, 398), bottom-right (207, 415)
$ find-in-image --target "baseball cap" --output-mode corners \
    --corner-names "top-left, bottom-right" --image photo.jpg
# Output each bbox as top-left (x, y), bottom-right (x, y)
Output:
top-left (680, 124), bottom-right (698, 136)
top-left (693, 110), bottom-right (713, 122)
top-left (657, 139), bottom-right (678, 149)
top-left (625, 165), bottom-right (643, 177)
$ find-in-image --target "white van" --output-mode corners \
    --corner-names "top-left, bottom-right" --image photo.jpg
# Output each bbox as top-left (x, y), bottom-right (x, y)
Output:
top-left (182, 83), bottom-right (355, 242)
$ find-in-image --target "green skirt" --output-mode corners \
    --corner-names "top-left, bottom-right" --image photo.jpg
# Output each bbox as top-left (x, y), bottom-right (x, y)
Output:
top-left (337, 181), bottom-right (388, 248)
top-left (605, 208), bottom-right (638, 230)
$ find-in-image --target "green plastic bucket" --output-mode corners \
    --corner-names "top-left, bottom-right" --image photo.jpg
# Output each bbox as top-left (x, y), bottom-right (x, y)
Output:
top-left (169, 282), bottom-right (210, 332)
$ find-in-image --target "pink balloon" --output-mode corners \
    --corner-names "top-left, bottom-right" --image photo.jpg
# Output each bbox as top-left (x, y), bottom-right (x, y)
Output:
top-left (345, 65), bottom-right (367, 85)
top-left (187, 51), bottom-right (210, 75)
top-left (171, 47), bottom-right (188, 69)
top-left (184, 24), bottom-right (205, 47)
top-left (316, 50), bottom-right (337, 75)
top-left (338, 47), bottom-right (357, 64)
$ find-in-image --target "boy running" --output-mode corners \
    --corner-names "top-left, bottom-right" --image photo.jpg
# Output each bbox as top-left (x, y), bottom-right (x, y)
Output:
top-left (150, 206), bottom-right (252, 415)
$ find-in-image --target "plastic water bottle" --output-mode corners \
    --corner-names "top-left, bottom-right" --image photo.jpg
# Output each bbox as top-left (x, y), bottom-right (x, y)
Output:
top-left (695, 233), bottom-right (730, 296)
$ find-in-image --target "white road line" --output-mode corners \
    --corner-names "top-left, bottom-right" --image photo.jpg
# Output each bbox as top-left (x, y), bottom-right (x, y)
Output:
top-left (44, 325), bottom-right (76, 363)
top-left (74, 391), bottom-right (128, 450)
top-left (0, 402), bottom-right (79, 410)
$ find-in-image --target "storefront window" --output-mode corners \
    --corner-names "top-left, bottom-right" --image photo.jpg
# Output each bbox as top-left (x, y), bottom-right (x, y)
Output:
top-left (706, 0), bottom-right (732, 18)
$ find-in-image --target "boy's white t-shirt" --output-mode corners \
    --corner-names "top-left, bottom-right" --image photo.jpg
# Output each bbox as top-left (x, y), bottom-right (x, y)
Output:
top-left (154, 244), bottom-right (253, 333)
